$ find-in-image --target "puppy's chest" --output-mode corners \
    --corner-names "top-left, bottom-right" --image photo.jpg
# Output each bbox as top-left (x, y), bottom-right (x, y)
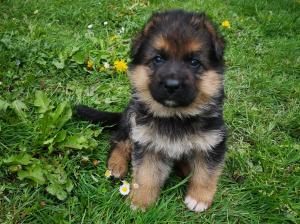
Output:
top-left (130, 115), bottom-right (223, 159)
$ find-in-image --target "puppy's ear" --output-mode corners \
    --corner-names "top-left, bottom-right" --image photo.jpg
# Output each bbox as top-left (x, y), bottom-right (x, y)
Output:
top-left (191, 13), bottom-right (225, 61)
top-left (131, 33), bottom-right (143, 59)
top-left (204, 20), bottom-right (225, 61)
top-left (131, 13), bottom-right (162, 59)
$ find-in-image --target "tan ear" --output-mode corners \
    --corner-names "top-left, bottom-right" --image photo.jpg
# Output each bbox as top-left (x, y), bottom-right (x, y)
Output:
top-left (131, 13), bottom-right (163, 59)
top-left (191, 13), bottom-right (225, 60)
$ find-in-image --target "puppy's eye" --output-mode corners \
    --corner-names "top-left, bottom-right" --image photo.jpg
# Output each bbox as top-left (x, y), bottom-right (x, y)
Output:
top-left (189, 59), bottom-right (201, 68)
top-left (153, 55), bottom-right (165, 64)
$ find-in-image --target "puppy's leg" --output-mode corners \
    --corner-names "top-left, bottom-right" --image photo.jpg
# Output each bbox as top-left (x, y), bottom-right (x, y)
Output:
top-left (107, 139), bottom-right (132, 178)
top-left (130, 150), bottom-right (172, 210)
top-left (185, 142), bottom-right (226, 212)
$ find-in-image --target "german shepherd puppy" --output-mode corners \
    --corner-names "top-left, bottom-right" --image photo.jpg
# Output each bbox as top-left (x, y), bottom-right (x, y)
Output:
top-left (76, 9), bottom-right (226, 212)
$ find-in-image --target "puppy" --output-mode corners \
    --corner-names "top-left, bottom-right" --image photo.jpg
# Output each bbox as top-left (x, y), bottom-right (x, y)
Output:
top-left (76, 9), bottom-right (226, 212)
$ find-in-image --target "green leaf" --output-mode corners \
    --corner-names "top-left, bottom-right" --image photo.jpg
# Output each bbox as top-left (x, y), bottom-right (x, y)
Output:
top-left (0, 99), bottom-right (10, 111)
top-left (52, 59), bottom-right (65, 69)
top-left (43, 130), bottom-right (66, 145)
top-left (10, 100), bottom-right (27, 120)
top-left (46, 183), bottom-right (67, 200)
top-left (3, 153), bottom-right (32, 165)
top-left (43, 137), bottom-right (54, 145)
top-left (36, 57), bottom-right (47, 66)
top-left (71, 51), bottom-right (85, 64)
top-left (18, 163), bottom-right (46, 185)
top-left (55, 130), bottom-right (67, 142)
top-left (61, 134), bottom-right (89, 150)
top-left (65, 179), bottom-right (74, 193)
top-left (34, 91), bottom-right (52, 113)
top-left (50, 101), bottom-right (72, 129)
top-left (69, 46), bottom-right (80, 57)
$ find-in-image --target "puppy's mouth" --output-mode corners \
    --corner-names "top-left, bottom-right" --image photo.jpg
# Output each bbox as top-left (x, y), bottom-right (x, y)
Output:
top-left (149, 89), bottom-right (197, 108)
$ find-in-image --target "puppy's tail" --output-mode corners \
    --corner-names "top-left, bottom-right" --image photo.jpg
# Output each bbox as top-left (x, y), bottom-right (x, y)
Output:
top-left (75, 105), bottom-right (121, 127)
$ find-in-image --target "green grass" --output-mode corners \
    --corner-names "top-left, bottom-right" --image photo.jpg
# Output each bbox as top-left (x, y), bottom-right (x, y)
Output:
top-left (0, 0), bottom-right (299, 223)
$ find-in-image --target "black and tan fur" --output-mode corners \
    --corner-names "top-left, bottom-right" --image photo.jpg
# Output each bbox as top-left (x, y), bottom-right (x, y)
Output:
top-left (76, 10), bottom-right (227, 212)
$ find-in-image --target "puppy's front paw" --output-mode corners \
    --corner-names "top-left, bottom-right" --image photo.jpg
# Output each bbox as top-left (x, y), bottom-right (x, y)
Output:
top-left (184, 195), bottom-right (211, 212)
top-left (107, 157), bottom-right (128, 179)
top-left (130, 184), bottom-right (158, 211)
top-left (130, 203), bottom-right (146, 212)
top-left (107, 140), bottom-right (131, 179)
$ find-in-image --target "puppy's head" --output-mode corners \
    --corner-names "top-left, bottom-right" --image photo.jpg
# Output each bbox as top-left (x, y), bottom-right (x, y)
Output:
top-left (129, 10), bottom-right (225, 117)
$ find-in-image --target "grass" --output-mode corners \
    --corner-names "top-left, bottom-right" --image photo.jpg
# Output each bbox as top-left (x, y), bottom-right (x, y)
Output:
top-left (0, 0), bottom-right (299, 223)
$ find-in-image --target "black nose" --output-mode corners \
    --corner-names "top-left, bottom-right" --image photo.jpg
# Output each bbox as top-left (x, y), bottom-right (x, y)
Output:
top-left (164, 79), bottom-right (180, 94)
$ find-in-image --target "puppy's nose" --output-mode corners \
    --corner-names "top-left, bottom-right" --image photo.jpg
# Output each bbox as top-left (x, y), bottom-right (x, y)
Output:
top-left (164, 79), bottom-right (180, 94)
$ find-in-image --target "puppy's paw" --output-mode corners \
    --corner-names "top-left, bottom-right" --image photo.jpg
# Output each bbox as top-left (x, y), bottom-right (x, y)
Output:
top-left (107, 157), bottom-right (128, 179)
top-left (107, 140), bottom-right (131, 179)
top-left (129, 185), bottom-right (158, 211)
top-left (184, 195), bottom-right (211, 212)
top-left (130, 203), bottom-right (146, 212)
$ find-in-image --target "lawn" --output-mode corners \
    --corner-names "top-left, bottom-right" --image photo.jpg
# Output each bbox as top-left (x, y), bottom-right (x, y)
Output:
top-left (0, 0), bottom-right (299, 223)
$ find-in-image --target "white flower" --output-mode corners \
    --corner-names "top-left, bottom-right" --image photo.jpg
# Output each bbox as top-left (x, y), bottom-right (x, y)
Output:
top-left (119, 182), bottom-right (130, 196)
top-left (81, 156), bottom-right (89, 162)
top-left (103, 62), bottom-right (110, 69)
top-left (88, 24), bottom-right (93, 29)
top-left (34, 10), bottom-right (39, 15)
top-left (103, 21), bottom-right (108, 26)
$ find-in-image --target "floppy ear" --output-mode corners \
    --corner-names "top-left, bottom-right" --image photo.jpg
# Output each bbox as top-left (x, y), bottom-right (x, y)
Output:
top-left (131, 33), bottom-right (143, 59)
top-left (191, 13), bottom-right (225, 61)
top-left (204, 20), bottom-right (225, 61)
top-left (131, 13), bottom-right (163, 59)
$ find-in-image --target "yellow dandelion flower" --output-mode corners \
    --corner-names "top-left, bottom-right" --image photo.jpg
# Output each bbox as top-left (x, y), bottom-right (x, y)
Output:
top-left (104, 170), bottom-right (112, 178)
top-left (114, 60), bottom-right (128, 73)
top-left (87, 59), bottom-right (94, 70)
top-left (221, 20), bottom-right (230, 28)
top-left (119, 183), bottom-right (130, 196)
top-left (109, 35), bottom-right (118, 41)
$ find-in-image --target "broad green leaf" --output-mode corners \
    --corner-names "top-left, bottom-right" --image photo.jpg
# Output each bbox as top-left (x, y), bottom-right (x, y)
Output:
top-left (43, 137), bottom-right (54, 145)
top-left (18, 164), bottom-right (45, 185)
top-left (0, 99), bottom-right (10, 111)
top-left (34, 91), bottom-right (51, 113)
top-left (36, 57), bottom-right (47, 66)
top-left (11, 100), bottom-right (27, 120)
top-left (69, 46), bottom-right (80, 57)
top-left (52, 59), bottom-right (65, 69)
top-left (43, 130), bottom-right (66, 145)
top-left (55, 130), bottom-right (67, 142)
top-left (47, 173), bottom-right (63, 185)
top-left (46, 183), bottom-right (67, 200)
top-left (50, 101), bottom-right (72, 129)
top-left (62, 134), bottom-right (89, 150)
top-left (3, 153), bottom-right (32, 165)
top-left (65, 179), bottom-right (74, 193)
top-left (71, 51), bottom-right (85, 64)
